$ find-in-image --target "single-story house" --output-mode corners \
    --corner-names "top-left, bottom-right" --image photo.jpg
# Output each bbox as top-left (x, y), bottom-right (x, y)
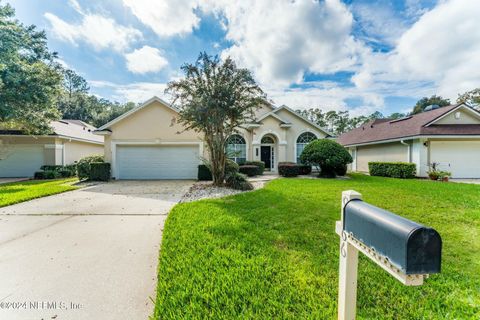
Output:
top-left (94, 96), bottom-right (332, 180)
top-left (0, 120), bottom-right (104, 177)
top-left (337, 103), bottom-right (480, 178)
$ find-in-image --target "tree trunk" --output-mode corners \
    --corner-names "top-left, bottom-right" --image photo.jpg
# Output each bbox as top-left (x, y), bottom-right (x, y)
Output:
top-left (207, 134), bottom-right (226, 186)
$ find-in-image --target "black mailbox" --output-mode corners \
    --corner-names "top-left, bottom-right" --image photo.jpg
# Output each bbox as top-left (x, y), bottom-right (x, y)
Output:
top-left (343, 199), bottom-right (442, 275)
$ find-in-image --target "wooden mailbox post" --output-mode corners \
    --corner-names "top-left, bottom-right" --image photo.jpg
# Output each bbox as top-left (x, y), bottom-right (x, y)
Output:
top-left (336, 190), bottom-right (442, 320)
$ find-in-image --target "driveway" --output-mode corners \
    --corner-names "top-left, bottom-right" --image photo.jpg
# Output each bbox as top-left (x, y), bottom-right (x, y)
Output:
top-left (0, 180), bottom-right (193, 320)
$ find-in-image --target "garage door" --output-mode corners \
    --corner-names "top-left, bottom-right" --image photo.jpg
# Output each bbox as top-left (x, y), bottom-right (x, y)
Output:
top-left (0, 145), bottom-right (45, 177)
top-left (430, 141), bottom-right (480, 178)
top-left (116, 145), bottom-right (199, 179)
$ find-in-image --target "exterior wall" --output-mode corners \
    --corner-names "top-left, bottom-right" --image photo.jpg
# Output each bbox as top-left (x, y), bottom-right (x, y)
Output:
top-left (356, 142), bottom-right (409, 172)
top-left (0, 136), bottom-right (57, 165)
top-left (104, 100), bottom-right (204, 163)
top-left (411, 138), bottom-right (429, 177)
top-left (253, 103), bottom-right (274, 119)
top-left (434, 109), bottom-right (480, 125)
top-left (63, 140), bottom-right (104, 164)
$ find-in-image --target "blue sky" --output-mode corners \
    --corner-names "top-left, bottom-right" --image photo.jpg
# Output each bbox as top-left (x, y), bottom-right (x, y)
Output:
top-left (7, 0), bottom-right (480, 116)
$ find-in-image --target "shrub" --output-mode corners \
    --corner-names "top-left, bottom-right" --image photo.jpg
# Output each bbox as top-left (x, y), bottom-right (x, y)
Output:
top-left (225, 172), bottom-right (254, 191)
top-left (40, 165), bottom-right (63, 172)
top-left (59, 169), bottom-right (73, 178)
top-left (44, 170), bottom-right (60, 179)
top-left (298, 164), bottom-right (312, 175)
top-left (89, 162), bottom-right (111, 181)
top-left (300, 139), bottom-right (352, 178)
top-left (77, 155), bottom-right (104, 180)
top-left (34, 171), bottom-right (46, 179)
top-left (335, 164), bottom-right (348, 176)
top-left (368, 162), bottom-right (416, 179)
top-left (244, 161), bottom-right (265, 175)
top-left (39, 164), bottom-right (76, 177)
top-left (278, 162), bottom-right (300, 177)
top-left (198, 164), bottom-right (213, 181)
top-left (225, 159), bottom-right (240, 176)
top-left (239, 165), bottom-right (258, 177)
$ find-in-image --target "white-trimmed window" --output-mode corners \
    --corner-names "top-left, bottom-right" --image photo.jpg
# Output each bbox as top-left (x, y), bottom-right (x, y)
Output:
top-left (227, 134), bottom-right (246, 164)
top-left (296, 132), bottom-right (317, 163)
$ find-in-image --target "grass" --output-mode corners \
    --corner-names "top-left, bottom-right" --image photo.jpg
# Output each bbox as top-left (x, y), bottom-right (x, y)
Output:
top-left (153, 174), bottom-right (480, 319)
top-left (0, 178), bottom-right (78, 207)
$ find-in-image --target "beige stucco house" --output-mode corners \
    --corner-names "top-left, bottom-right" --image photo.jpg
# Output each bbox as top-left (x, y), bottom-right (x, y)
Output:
top-left (337, 103), bottom-right (480, 178)
top-left (94, 96), bottom-right (332, 179)
top-left (0, 120), bottom-right (104, 177)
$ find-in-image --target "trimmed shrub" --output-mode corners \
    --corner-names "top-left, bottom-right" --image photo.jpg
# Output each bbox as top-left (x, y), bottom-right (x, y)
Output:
top-left (239, 165), bottom-right (258, 177)
top-left (300, 139), bottom-right (352, 178)
top-left (34, 171), bottom-right (46, 179)
top-left (244, 161), bottom-right (265, 175)
top-left (225, 172), bottom-right (254, 191)
top-left (298, 164), bottom-right (312, 175)
top-left (198, 164), bottom-right (213, 181)
top-left (59, 169), bottom-right (73, 178)
top-left (89, 162), bottom-right (111, 181)
top-left (225, 159), bottom-right (240, 176)
top-left (278, 162), bottom-right (300, 177)
top-left (335, 164), bottom-right (348, 176)
top-left (77, 155), bottom-right (104, 180)
top-left (44, 170), bottom-right (60, 179)
top-left (40, 165), bottom-right (63, 172)
top-left (369, 162), bottom-right (416, 179)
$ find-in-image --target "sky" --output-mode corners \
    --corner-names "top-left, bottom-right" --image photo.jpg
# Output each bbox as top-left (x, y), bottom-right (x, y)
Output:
top-left (6, 0), bottom-right (480, 116)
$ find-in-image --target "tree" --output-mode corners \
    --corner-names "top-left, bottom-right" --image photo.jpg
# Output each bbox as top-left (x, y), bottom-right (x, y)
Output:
top-left (411, 95), bottom-right (450, 114)
top-left (457, 88), bottom-right (480, 109)
top-left (300, 139), bottom-right (352, 178)
top-left (0, 2), bottom-right (63, 134)
top-left (166, 53), bottom-right (265, 186)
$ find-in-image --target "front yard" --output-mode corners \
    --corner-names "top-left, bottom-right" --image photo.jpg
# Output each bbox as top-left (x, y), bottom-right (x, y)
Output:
top-left (154, 174), bottom-right (480, 319)
top-left (0, 178), bottom-right (78, 207)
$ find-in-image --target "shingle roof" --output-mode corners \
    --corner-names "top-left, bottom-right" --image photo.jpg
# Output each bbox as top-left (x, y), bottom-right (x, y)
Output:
top-left (337, 104), bottom-right (480, 146)
top-left (50, 120), bottom-right (104, 143)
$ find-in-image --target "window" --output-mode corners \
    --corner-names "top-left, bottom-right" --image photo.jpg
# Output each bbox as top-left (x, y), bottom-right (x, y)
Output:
top-left (454, 112), bottom-right (461, 119)
top-left (261, 135), bottom-right (275, 144)
top-left (296, 132), bottom-right (317, 163)
top-left (226, 134), bottom-right (246, 164)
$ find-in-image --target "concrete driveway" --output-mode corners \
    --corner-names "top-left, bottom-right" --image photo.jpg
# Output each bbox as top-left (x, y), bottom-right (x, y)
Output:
top-left (0, 180), bottom-right (193, 320)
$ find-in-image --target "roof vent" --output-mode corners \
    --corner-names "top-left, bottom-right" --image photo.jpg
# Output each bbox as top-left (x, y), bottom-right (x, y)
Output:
top-left (424, 104), bottom-right (440, 112)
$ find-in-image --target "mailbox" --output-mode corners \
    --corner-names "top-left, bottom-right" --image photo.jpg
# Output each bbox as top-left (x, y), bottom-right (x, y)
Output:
top-left (343, 199), bottom-right (442, 275)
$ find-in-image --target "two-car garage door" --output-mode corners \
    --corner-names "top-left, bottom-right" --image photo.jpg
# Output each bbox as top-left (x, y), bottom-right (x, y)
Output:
top-left (116, 145), bottom-right (199, 179)
top-left (430, 141), bottom-right (480, 178)
top-left (0, 145), bottom-right (44, 177)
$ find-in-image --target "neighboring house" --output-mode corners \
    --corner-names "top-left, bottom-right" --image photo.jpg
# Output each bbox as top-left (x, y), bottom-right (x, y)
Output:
top-left (337, 103), bottom-right (480, 178)
top-left (0, 120), bottom-right (104, 178)
top-left (94, 96), bottom-right (332, 180)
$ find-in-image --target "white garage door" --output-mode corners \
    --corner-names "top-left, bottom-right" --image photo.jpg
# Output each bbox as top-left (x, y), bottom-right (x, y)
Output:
top-left (0, 145), bottom-right (45, 177)
top-left (116, 145), bottom-right (199, 179)
top-left (430, 141), bottom-right (480, 178)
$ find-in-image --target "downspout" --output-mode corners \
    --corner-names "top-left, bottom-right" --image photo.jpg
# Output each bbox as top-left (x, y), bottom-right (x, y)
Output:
top-left (400, 140), bottom-right (411, 162)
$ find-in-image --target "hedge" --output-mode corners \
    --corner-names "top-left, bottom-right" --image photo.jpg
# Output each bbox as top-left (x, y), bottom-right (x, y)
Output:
top-left (77, 155), bottom-right (104, 180)
top-left (298, 164), bottom-right (312, 175)
top-left (368, 162), bottom-right (416, 179)
top-left (278, 162), bottom-right (300, 177)
top-left (239, 165), bottom-right (258, 177)
top-left (243, 161), bottom-right (265, 175)
top-left (198, 165), bottom-right (213, 181)
top-left (89, 162), bottom-right (111, 181)
top-left (225, 172), bottom-right (253, 191)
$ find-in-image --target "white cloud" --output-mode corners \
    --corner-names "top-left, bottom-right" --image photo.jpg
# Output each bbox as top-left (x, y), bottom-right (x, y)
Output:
top-left (90, 80), bottom-right (168, 102)
top-left (125, 46), bottom-right (168, 74)
top-left (123, 0), bottom-right (200, 37)
top-left (45, 4), bottom-right (141, 52)
top-left (202, 0), bottom-right (361, 87)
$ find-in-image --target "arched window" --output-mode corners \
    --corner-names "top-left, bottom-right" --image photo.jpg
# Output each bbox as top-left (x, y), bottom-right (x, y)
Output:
top-left (227, 134), bottom-right (246, 164)
top-left (261, 135), bottom-right (275, 144)
top-left (296, 132), bottom-right (317, 163)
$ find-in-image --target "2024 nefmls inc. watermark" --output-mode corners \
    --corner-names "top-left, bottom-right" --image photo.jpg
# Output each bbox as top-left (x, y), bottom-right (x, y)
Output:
top-left (0, 300), bottom-right (83, 311)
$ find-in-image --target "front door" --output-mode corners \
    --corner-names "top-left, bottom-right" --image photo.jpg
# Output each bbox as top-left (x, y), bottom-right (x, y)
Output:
top-left (261, 146), bottom-right (271, 170)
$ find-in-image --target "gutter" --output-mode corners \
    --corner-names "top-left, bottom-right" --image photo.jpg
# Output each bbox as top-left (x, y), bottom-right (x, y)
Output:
top-left (400, 140), bottom-right (411, 162)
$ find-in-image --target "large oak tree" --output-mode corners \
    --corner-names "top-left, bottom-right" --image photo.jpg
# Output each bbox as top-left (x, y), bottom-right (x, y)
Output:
top-left (166, 53), bottom-right (265, 186)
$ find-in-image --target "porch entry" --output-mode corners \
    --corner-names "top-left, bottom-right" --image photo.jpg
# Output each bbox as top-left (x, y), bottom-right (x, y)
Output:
top-left (260, 134), bottom-right (276, 171)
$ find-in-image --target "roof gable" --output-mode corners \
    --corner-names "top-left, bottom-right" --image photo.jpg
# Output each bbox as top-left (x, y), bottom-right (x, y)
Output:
top-left (425, 104), bottom-right (480, 126)
top-left (272, 105), bottom-right (333, 136)
top-left (257, 112), bottom-right (290, 124)
top-left (98, 96), bottom-right (177, 130)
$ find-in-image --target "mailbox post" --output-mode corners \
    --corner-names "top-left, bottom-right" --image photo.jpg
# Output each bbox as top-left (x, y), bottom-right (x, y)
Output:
top-left (336, 190), bottom-right (442, 320)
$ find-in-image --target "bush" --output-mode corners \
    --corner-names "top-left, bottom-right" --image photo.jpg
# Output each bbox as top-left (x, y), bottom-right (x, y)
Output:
top-left (335, 164), bottom-right (348, 176)
top-left (89, 162), bottom-right (111, 181)
top-left (225, 172), bottom-right (254, 191)
top-left (77, 155), bottom-right (104, 180)
top-left (40, 165), bottom-right (63, 172)
top-left (59, 169), bottom-right (73, 178)
top-left (34, 171), bottom-right (46, 179)
top-left (298, 164), bottom-right (312, 175)
top-left (244, 161), bottom-right (265, 175)
top-left (39, 164), bottom-right (76, 177)
top-left (225, 159), bottom-right (240, 176)
top-left (368, 162), bottom-right (416, 179)
top-left (239, 165), bottom-right (258, 177)
top-left (300, 140), bottom-right (352, 178)
top-left (198, 164), bottom-right (213, 181)
top-left (44, 170), bottom-right (60, 179)
top-left (278, 162), bottom-right (300, 177)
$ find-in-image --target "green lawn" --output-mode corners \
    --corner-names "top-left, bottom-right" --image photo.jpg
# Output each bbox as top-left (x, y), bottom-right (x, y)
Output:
top-left (0, 178), bottom-right (78, 207)
top-left (153, 174), bottom-right (480, 319)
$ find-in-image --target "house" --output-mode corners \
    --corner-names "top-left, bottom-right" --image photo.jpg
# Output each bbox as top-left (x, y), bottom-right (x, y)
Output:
top-left (0, 120), bottom-right (104, 177)
top-left (337, 103), bottom-right (480, 178)
top-left (94, 96), bottom-right (332, 179)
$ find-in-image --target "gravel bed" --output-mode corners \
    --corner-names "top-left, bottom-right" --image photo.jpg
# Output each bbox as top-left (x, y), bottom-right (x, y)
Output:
top-left (180, 180), bottom-right (269, 203)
